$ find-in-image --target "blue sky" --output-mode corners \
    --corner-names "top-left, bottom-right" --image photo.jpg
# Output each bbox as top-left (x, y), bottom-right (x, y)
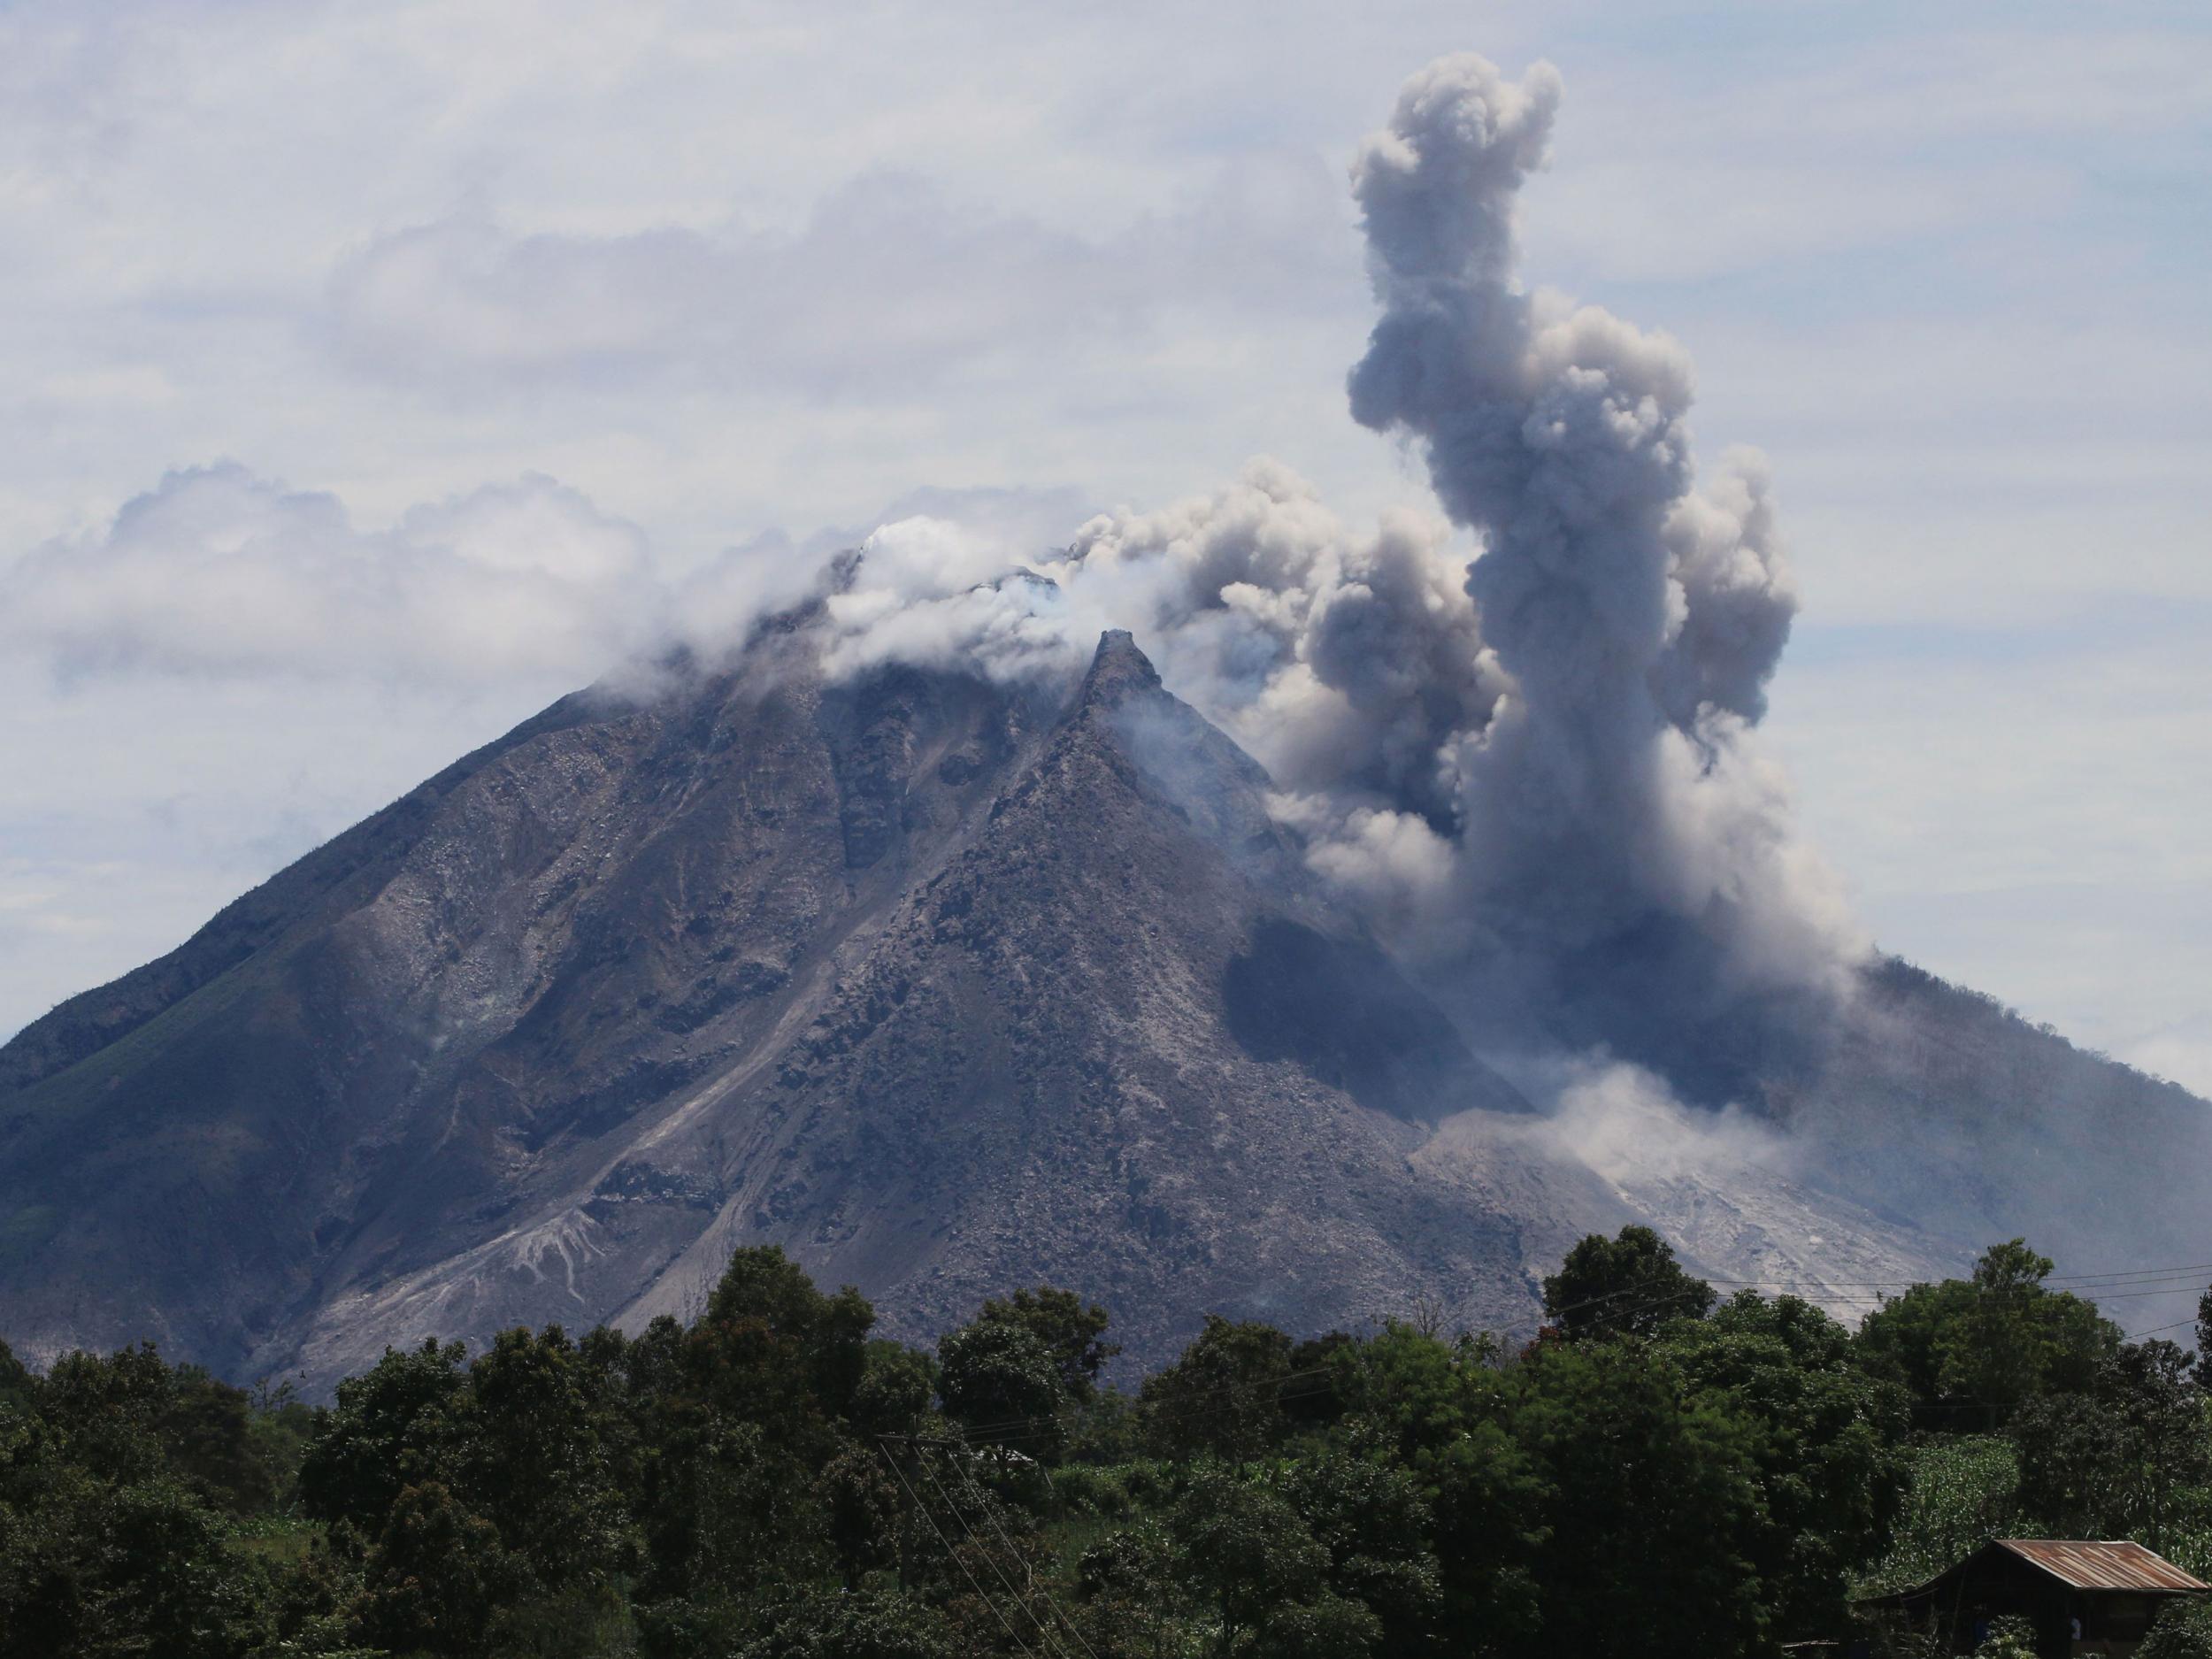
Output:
top-left (2, 1), bottom-right (2208, 1085)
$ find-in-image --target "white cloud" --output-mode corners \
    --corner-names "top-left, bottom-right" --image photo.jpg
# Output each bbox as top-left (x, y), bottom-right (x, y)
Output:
top-left (323, 158), bottom-right (1352, 397)
top-left (2, 462), bottom-right (1114, 696)
top-left (3, 464), bottom-right (664, 686)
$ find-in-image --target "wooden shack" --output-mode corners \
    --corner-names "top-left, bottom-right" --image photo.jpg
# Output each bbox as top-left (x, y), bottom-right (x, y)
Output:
top-left (1860, 1539), bottom-right (2209, 1656)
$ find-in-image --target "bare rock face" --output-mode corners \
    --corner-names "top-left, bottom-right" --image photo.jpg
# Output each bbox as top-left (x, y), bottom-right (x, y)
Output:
top-left (2, 626), bottom-right (2204, 1387)
top-left (0, 629), bottom-right (1532, 1382)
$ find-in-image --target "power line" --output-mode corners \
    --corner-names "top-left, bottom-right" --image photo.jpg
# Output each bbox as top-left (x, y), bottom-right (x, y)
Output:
top-left (2130, 1317), bottom-right (2203, 1341)
top-left (1699, 1274), bottom-right (2212, 1301)
top-left (928, 1439), bottom-right (1101, 1659)
top-left (926, 1447), bottom-right (1075, 1659)
top-left (912, 1444), bottom-right (1075, 1659)
top-left (874, 1436), bottom-right (1041, 1659)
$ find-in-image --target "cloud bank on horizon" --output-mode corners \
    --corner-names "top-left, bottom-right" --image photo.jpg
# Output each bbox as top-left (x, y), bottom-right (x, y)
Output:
top-left (4, 465), bottom-right (661, 685)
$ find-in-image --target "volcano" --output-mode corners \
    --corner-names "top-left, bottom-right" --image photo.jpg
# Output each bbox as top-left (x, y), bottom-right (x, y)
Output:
top-left (4, 618), bottom-right (2205, 1388)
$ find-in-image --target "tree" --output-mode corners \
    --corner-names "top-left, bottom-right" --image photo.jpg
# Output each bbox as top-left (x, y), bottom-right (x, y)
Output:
top-left (1073, 1522), bottom-right (1190, 1659)
top-left (297, 1338), bottom-right (466, 1530)
top-left (1540, 1226), bottom-right (1715, 1341)
top-left (817, 1447), bottom-right (900, 1590)
top-left (638, 1414), bottom-right (834, 1609)
top-left (696, 1246), bottom-right (876, 1424)
top-left (853, 1340), bottom-right (938, 1440)
top-left (1971, 1614), bottom-right (2039, 1659)
top-left (1249, 1594), bottom-right (1384, 1659)
top-left (913, 1486), bottom-right (1066, 1659)
top-left (2011, 1339), bottom-right (2208, 1548)
top-left (934, 1289), bottom-right (1120, 1454)
top-left (1858, 1240), bottom-right (2119, 1429)
top-left (1282, 1332), bottom-right (1356, 1429)
top-left (1167, 1466), bottom-right (1353, 1659)
top-left (1662, 1293), bottom-right (1910, 1640)
top-left (575, 1317), bottom-right (677, 1501)
top-left (735, 1590), bottom-right (953, 1659)
top-left (1328, 1323), bottom-right (1543, 1652)
top-left (0, 1469), bottom-right (277, 1659)
top-left (1420, 1413), bottom-right (1548, 1654)
top-left (34, 1344), bottom-right (178, 1488)
top-left (450, 1324), bottom-right (638, 1589)
top-left (2103, 1339), bottom-right (2210, 1550)
top-left (967, 1287), bottom-right (1119, 1401)
top-left (1279, 1452), bottom-right (1443, 1654)
top-left (159, 1366), bottom-right (274, 1516)
top-left (243, 1375), bottom-right (318, 1517)
top-left (936, 1321), bottom-right (1064, 1447)
top-left (1141, 1317), bottom-right (1294, 1463)
top-left (1510, 1340), bottom-right (1770, 1659)
top-left (2195, 1286), bottom-right (2212, 1392)
top-left (29, 1346), bottom-right (277, 1519)
top-left (258, 1530), bottom-right (366, 1659)
top-left (0, 1344), bottom-right (294, 1659)
top-left (1947, 1241), bottom-right (2117, 1419)
top-left (2144, 1597), bottom-right (2212, 1659)
top-left (636, 1249), bottom-right (880, 1613)
top-left (2009, 1391), bottom-right (2131, 1538)
top-left (353, 1479), bottom-right (518, 1657)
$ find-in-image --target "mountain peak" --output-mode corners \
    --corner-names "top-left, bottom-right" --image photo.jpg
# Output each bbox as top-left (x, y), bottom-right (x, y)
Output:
top-left (1079, 627), bottom-right (1164, 709)
top-left (7, 613), bottom-right (2208, 1388)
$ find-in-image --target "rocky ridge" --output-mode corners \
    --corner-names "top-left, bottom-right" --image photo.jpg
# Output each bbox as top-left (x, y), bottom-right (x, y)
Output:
top-left (0, 627), bottom-right (2201, 1386)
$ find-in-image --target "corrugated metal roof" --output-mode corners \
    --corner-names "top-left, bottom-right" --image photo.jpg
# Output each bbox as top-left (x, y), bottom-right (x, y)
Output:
top-left (1997, 1540), bottom-right (2211, 1594)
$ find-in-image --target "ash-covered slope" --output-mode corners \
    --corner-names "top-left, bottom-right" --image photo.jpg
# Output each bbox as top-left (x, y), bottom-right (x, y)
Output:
top-left (4, 624), bottom-right (2203, 1386)
top-left (8, 619), bottom-right (2203, 1380)
top-left (0, 628), bottom-right (1543, 1383)
top-left (1774, 959), bottom-right (2212, 1282)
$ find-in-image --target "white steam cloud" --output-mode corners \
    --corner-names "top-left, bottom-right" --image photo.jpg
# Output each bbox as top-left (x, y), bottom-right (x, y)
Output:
top-left (820, 459), bottom-right (1500, 818)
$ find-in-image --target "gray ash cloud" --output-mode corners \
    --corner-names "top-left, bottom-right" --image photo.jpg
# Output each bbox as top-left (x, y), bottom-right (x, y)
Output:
top-left (809, 53), bottom-right (1863, 1100)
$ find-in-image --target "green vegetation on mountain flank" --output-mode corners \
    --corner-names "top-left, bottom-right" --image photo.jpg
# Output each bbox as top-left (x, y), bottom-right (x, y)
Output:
top-left (5, 1233), bottom-right (2212, 1658)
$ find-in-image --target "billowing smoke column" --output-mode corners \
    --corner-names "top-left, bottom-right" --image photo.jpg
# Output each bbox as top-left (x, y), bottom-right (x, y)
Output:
top-left (1338, 54), bottom-right (1862, 1075)
top-left (809, 54), bottom-right (1863, 1098)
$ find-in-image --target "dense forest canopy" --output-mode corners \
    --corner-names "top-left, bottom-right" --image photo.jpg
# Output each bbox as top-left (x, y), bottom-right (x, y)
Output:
top-left (6, 1233), bottom-right (2212, 1658)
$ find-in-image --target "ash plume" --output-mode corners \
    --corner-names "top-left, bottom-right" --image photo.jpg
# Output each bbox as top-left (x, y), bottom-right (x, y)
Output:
top-left (1342, 54), bottom-right (1862, 1080)
top-left (806, 53), bottom-right (1865, 1099)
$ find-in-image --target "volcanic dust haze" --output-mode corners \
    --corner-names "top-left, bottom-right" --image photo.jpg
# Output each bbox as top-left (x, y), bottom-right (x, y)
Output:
top-left (807, 53), bottom-right (1867, 1110)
